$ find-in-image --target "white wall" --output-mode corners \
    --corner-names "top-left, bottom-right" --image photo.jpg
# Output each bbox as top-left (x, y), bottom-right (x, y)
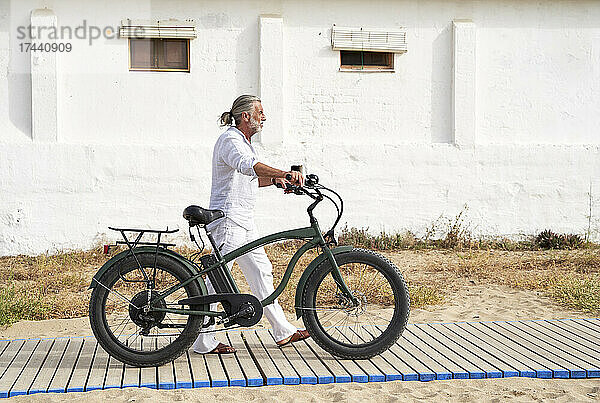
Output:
top-left (1, 0), bottom-right (600, 255)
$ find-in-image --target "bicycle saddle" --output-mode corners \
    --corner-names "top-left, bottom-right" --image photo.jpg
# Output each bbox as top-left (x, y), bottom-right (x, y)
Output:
top-left (182, 205), bottom-right (225, 226)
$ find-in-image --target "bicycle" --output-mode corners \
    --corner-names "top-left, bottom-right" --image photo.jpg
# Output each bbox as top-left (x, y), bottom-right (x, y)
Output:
top-left (88, 174), bottom-right (410, 367)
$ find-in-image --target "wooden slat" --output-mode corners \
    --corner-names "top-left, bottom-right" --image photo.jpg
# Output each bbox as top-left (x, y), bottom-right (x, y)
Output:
top-left (267, 330), bottom-right (317, 384)
top-left (433, 323), bottom-right (511, 378)
top-left (254, 329), bottom-right (299, 385)
top-left (0, 341), bottom-right (8, 357)
top-left (219, 351), bottom-right (246, 387)
top-left (383, 326), bottom-right (437, 381)
top-left (505, 321), bottom-right (595, 377)
top-left (335, 327), bottom-right (385, 382)
top-left (223, 331), bottom-right (263, 386)
top-left (171, 339), bottom-right (192, 389)
top-left (187, 349), bottom-right (210, 388)
top-left (466, 322), bottom-right (552, 378)
top-left (9, 339), bottom-right (52, 397)
top-left (227, 331), bottom-right (263, 386)
top-left (567, 319), bottom-right (600, 339)
top-left (204, 350), bottom-right (228, 387)
top-left (66, 338), bottom-right (95, 393)
top-left (582, 319), bottom-right (600, 331)
top-left (538, 320), bottom-right (600, 350)
top-left (104, 354), bottom-right (124, 389)
top-left (303, 337), bottom-right (352, 383)
top-left (523, 321), bottom-right (600, 365)
top-left (0, 339), bottom-right (38, 397)
top-left (448, 323), bottom-right (529, 377)
top-left (47, 338), bottom-right (83, 393)
top-left (496, 321), bottom-right (587, 378)
top-left (346, 326), bottom-right (402, 381)
top-left (482, 322), bottom-right (570, 378)
top-left (288, 336), bottom-right (334, 384)
top-left (139, 338), bottom-right (157, 389)
top-left (86, 344), bottom-right (109, 391)
top-left (0, 339), bottom-right (26, 398)
top-left (121, 339), bottom-right (140, 389)
top-left (359, 327), bottom-right (418, 381)
top-left (156, 338), bottom-right (175, 390)
top-left (378, 325), bottom-right (450, 381)
top-left (407, 326), bottom-right (474, 379)
top-left (377, 330), bottom-right (435, 381)
top-left (242, 330), bottom-right (282, 386)
top-left (556, 320), bottom-right (600, 344)
top-left (29, 339), bottom-right (69, 394)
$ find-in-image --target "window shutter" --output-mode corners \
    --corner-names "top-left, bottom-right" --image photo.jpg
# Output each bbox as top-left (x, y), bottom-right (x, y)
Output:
top-left (120, 19), bottom-right (196, 39)
top-left (331, 26), bottom-right (407, 53)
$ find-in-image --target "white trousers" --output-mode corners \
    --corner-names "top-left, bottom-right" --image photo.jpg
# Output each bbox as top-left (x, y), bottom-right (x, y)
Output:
top-left (193, 218), bottom-right (297, 353)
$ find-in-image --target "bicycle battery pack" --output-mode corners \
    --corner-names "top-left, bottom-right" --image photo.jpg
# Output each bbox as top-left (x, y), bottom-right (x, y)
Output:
top-left (200, 254), bottom-right (235, 293)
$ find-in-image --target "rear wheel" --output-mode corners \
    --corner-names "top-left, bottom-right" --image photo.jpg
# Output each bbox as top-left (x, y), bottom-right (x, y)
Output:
top-left (301, 249), bottom-right (410, 359)
top-left (89, 253), bottom-right (205, 367)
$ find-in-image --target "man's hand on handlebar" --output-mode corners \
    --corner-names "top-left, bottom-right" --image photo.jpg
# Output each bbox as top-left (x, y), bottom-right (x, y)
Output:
top-left (273, 172), bottom-right (304, 193)
top-left (285, 171), bottom-right (304, 187)
top-left (273, 177), bottom-right (294, 193)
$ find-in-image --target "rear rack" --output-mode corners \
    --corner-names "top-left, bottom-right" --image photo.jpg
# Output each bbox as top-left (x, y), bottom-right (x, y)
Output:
top-left (108, 226), bottom-right (179, 249)
top-left (107, 227), bottom-right (180, 285)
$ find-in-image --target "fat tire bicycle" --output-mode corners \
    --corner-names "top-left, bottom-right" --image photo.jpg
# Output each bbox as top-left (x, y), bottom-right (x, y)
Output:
top-left (88, 174), bottom-right (410, 367)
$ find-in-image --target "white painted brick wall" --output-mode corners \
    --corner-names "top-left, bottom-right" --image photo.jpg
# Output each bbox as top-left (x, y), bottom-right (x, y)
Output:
top-left (0, 0), bottom-right (599, 254)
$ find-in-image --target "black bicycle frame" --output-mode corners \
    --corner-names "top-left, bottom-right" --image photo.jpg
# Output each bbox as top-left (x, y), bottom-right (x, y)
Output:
top-left (150, 217), bottom-right (353, 317)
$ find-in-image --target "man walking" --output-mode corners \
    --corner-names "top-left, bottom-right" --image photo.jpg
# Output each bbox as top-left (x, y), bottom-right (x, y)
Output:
top-left (193, 95), bottom-right (310, 354)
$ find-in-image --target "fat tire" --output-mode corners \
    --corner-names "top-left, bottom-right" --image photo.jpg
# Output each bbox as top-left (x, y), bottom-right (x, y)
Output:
top-left (89, 253), bottom-right (204, 367)
top-left (302, 248), bottom-right (410, 359)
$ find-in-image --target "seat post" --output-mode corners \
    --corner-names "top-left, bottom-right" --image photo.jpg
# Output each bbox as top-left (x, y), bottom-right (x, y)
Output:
top-left (205, 228), bottom-right (223, 260)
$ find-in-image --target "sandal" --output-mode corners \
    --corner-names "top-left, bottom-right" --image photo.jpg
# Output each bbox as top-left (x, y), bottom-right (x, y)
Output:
top-left (277, 330), bottom-right (310, 347)
top-left (208, 342), bottom-right (236, 354)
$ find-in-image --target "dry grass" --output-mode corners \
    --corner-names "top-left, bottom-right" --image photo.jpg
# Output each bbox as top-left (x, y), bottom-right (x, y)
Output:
top-left (0, 240), bottom-right (598, 326)
top-left (0, 247), bottom-right (106, 325)
top-left (384, 248), bottom-right (600, 314)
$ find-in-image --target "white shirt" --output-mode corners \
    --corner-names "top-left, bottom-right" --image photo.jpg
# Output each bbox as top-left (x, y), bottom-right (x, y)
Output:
top-left (208, 126), bottom-right (259, 230)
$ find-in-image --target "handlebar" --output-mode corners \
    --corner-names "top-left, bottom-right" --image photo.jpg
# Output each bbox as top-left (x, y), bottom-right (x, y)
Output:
top-left (274, 173), bottom-right (343, 245)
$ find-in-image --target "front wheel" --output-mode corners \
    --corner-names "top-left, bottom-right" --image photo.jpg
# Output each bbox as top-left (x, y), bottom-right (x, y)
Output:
top-left (301, 248), bottom-right (410, 359)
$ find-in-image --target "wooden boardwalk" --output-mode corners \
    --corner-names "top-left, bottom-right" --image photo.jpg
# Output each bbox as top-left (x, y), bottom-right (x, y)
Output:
top-left (0, 319), bottom-right (599, 398)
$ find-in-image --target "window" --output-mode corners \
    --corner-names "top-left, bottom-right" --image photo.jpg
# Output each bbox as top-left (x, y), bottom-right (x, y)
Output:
top-left (120, 19), bottom-right (196, 72)
top-left (129, 38), bottom-right (190, 72)
top-left (331, 26), bottom-right (406, 72)
top-left (340, 50), bottom-right (393, 71)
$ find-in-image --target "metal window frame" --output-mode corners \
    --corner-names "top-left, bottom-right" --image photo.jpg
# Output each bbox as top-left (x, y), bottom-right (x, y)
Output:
top-left (128, 38), bottom-right (191, 73)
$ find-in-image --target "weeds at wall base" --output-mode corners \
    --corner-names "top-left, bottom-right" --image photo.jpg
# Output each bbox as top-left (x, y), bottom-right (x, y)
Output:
top-left (337, 226), bottom-right (597, 252)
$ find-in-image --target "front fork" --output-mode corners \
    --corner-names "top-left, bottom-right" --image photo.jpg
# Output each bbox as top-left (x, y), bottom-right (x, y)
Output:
top-left (315, 223), bottom-right (358, 305)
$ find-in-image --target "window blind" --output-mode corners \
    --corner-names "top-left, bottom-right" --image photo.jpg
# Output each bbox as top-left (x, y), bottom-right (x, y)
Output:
top-left (120, 19), bottom-right (196, 39)
top-left (331, 26), bottom-right (407, 53)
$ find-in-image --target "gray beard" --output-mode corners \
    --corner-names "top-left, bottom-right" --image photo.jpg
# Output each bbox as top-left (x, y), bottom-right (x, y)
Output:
top-left (249, 117), bottom-right (262, 134)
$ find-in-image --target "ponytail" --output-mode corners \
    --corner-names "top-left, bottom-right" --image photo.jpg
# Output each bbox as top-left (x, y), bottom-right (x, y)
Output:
top-left (219, 111), bottom-right (233, 126)
top-left (218, 95), bottom-right (261, 127)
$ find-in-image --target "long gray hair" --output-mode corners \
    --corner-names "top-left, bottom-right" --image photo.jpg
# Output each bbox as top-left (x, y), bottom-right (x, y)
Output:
top-left (219, 95), bottom-right (261, 126)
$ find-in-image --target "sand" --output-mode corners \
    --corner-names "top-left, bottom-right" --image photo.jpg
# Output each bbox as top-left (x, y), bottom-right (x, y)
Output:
top-left (2, 283), bottom-right (599, 401)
